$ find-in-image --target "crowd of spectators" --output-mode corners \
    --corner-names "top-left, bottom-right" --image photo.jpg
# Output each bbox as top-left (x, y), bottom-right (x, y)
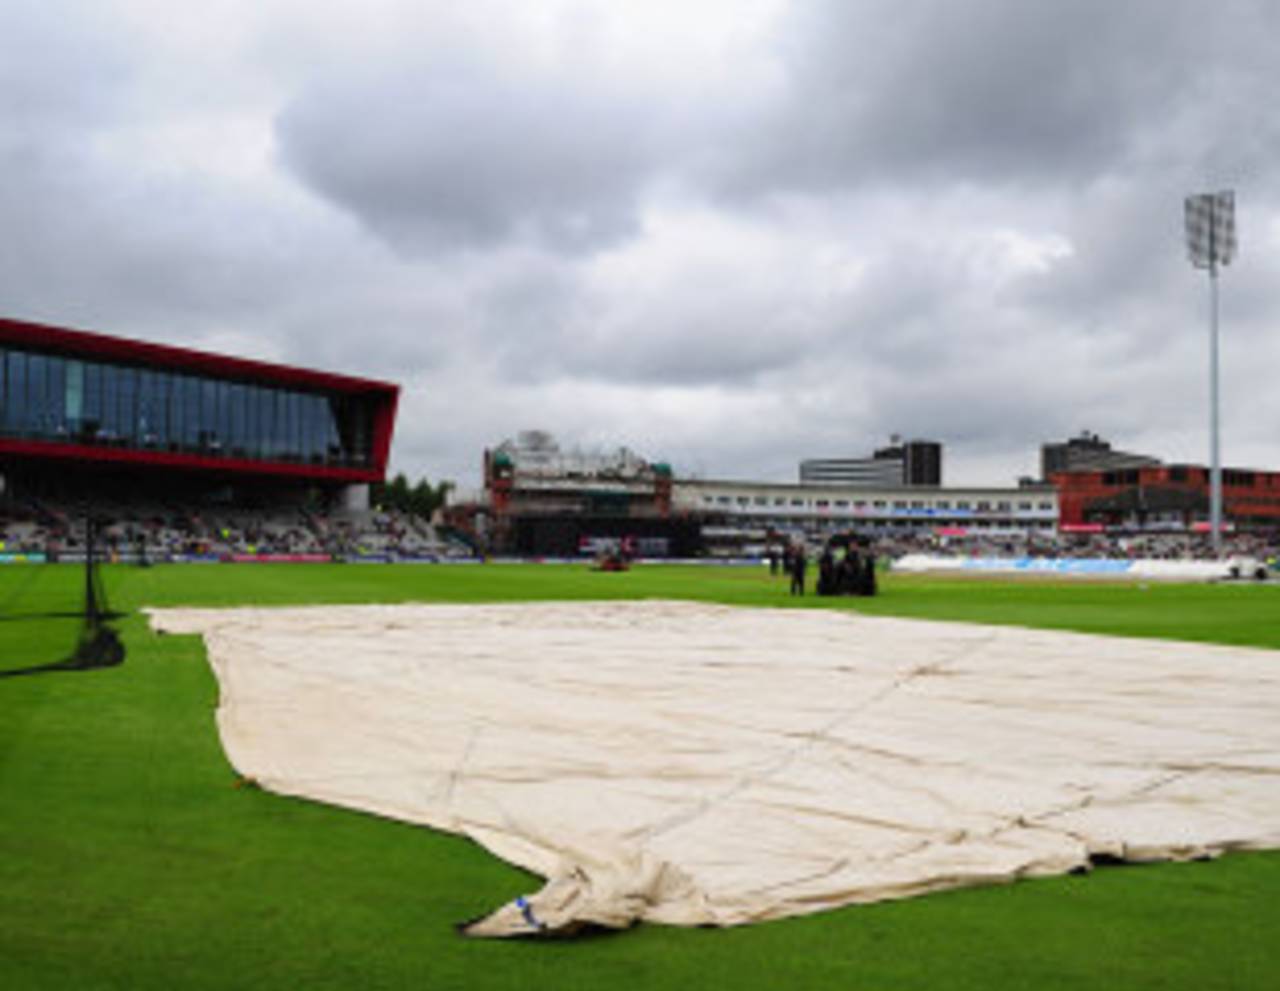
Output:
top-left (0, 498), bottom-right (470, 562)
top-left (869, 529), bottom-right (1280, 564)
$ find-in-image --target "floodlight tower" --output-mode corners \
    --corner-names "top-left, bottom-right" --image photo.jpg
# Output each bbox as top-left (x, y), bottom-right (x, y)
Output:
top-left (1184, 190), bottom-right (1236, 556)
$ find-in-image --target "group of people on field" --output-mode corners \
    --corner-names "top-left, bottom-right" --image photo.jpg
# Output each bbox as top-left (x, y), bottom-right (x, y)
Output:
top-left (771, 535), bottom-right (877, 598)
top-left (816, 539), bottom-right (877, 597)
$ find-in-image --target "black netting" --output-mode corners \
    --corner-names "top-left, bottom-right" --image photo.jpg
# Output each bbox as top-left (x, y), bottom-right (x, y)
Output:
top-left (0, 518), bottom-right (126, 679)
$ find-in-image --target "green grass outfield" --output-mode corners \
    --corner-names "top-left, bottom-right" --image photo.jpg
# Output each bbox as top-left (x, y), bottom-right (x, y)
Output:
top-left (2, 563), bottom-right (1279, 990)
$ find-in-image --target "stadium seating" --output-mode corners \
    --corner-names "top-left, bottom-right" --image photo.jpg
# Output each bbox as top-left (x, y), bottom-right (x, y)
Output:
top-left (0, 498), bottom-right (471, 562)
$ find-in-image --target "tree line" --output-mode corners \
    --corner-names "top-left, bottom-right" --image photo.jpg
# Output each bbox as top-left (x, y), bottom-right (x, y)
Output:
top-left (372, 474), bottom-right (454, 519)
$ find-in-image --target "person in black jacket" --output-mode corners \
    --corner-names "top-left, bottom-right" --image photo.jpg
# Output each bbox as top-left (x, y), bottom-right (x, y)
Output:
top-left (790, 543), bottom-right (807, 596)
top-left (861, 549), bottom-right (877, 596)
top-left (839, 545), bottom-right (861, 595)
top-left (817, 545), bottom-right (835, 595)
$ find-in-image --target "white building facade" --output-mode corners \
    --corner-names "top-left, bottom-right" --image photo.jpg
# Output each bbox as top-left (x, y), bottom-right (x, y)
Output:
top-left (673, 479), bottom-right (1058, 555)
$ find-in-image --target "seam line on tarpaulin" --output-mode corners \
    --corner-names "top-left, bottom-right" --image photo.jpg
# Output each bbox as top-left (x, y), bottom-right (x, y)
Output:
top-left (635, 632), bottom-right (1003, 847)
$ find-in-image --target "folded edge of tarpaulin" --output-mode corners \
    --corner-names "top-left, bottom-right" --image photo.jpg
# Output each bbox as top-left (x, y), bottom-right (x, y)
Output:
top-left (460, 833), bottom-right (1084, 938)
top-left (460, 846), bottom-right (708, 937)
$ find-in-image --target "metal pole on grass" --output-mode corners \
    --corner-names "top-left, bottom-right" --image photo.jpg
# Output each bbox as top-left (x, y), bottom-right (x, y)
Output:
top-left (1184, 191), bottom-right (1236, 557)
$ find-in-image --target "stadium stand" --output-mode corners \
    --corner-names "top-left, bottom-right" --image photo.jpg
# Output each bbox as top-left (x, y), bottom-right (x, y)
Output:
top-left (0, 499), bottom-right (469, 563)
top-left (870, 530), bottom-right (1279, 565)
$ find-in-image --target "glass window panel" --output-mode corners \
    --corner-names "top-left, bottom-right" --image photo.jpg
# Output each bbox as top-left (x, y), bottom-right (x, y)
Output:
top-left (327, 396), bottom-right (345, 462)
top-left (325, 397), bottom-right (338, 460)
top-left (161, 371), bottom-right (177, 447)
top-left (5, 351), bottom-right (27, 433)
top-left (259, 388), bottom-right (274, 458)
top-left (199, 379), bottom-right (216, 450)
top-left (228, 381), bottom-right (239, 452)
top-left (105, 364), bottom-right (119, 440)
top-left (253, 385), bottom-right (267, 458)
top-left (94, 363), bottom-right (108, 435)
top-left (244, 384), bottom-right (259, 457)
top-left (257, 388), bottom-right (271, 458)
top-left (225, 382), bottom-right (237, 452)
top-left (314, 396), bottom-right (327, 462)
top-left (301, 393), bottom-right (312, 460)
top-left (137, 369), bottom-right (158, 446)
top-left (65, 360), bottom-right (83, 433)
top-left (46, 357), bottom-right (67, 437)
top-left (242, 384), bottom-right (254, 454)
top-left (27, 353), bottom-right (49, 435)
top-left (275, 390), bottom-right (287, 459)
top-left (228, 383), bottom-right (245, 454)
top-left (140, 368), bottom-right (155, 445)
top-left (100, 364), bottom-right (121, 440)
top-left (182, 375), bottom-right (200, 448)
top-left (216, 380), bottom-right (230, 453)
top-left (279, 391), bottom-right (291, 460)
top-left (40, 355), bottom-right (54, 434)
top-left (117, 366), bottom-right (137, 443)
top-left (306, 395), bottom-right (325, 462)
top-left (209, 379), bottom-right (221, 450)
top-left (23, 353), bottom-right (40, 434)
top-left (287, 391), bottom-right (301, 459)
top-left (15, 352), bottom-right (30, 434)
top-left (209, 379), bottom-right (221, 452)
top-left (279, 390), bottom-right (292, 459)
top-left (274, 389), bottom-right (287, 459)
top-left (252, 387), bottom-right (266, 458)
top-left (164, 372), bottom-right (181, 449)
top-left (120, 365), bottom-right (134, 440)
top-left (353, 400), bottom-right (372, 465)
top-left (156, 371), bottom-right (171, 446)
top-left (297, 393), bottom-right (311, 461)
top-left (135, 369), bottom-right (149, 443)
top-left (306, 395), bottom-right (319, 462)
top-left (82, 361), bottom-right (102, 435)
top-left (321, 396), bottom-right (335, 462)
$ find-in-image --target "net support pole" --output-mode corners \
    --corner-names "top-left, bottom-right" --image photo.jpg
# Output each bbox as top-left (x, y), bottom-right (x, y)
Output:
top-left (85, 516), bottom-right (100, 625)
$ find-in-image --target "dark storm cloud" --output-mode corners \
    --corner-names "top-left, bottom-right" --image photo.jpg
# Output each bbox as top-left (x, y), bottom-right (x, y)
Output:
top-left (276, 57), bottom-right (665, 254)
top-left (717, 0), bottom-right (1280, 197)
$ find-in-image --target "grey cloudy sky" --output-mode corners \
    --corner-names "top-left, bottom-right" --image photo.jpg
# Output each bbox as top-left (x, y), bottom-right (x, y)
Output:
top-left (4, 0), bottom-right (1279, 489)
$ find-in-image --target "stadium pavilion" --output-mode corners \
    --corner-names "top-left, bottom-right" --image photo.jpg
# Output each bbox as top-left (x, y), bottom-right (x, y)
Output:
top-left (477, 431), bottom-right (1058, 557)
top-left (0, 316), bottom-right (398, 511)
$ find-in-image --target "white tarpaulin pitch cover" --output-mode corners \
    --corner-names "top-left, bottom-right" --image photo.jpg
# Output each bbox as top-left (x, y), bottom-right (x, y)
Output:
top-left (147, 600), bottom-right (1280, 937)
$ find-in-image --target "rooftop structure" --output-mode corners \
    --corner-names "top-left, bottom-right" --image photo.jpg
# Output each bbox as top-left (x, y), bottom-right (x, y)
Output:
top-left (1040, 431), bottom-right (1161, 480)
top-left (800, 438), bottom-right (942, 488)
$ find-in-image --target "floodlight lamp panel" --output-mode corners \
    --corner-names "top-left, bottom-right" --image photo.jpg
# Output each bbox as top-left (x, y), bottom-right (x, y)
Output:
top-left (1185, 194), bottom-right (1213, 268)
top-left (1184, 190), bottom-right (1237, 268)
top-left (1214, 190), bottom-right (1237, 265)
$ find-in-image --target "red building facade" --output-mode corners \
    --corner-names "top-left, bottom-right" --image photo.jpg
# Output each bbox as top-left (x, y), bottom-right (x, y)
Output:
top-left (1054, 463), bottom-right (1280, 531)
top-left (0, 316), bottom-right (398, 499)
